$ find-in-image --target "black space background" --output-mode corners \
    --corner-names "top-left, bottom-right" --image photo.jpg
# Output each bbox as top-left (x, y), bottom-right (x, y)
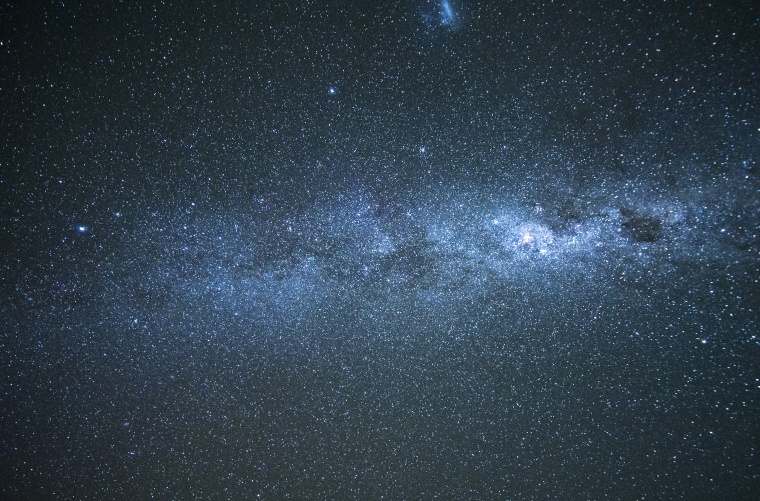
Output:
top-left (1, 1), bottom-right (759, 499)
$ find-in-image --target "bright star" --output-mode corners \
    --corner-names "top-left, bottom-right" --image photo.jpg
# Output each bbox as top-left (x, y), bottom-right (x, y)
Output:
top-left (518, 231), bottom-right (534, 245)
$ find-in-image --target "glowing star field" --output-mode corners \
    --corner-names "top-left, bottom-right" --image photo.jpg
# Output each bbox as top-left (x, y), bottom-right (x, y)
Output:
top-left (2, 1), bottom-right (758, 498)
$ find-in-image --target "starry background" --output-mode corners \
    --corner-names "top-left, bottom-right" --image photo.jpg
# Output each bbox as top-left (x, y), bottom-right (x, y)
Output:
top-left (1, 0), bottom-right (759, 499)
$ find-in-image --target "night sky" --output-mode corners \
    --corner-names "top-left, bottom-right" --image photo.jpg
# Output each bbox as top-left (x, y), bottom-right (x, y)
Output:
top-left (2, 0), bottom-right (759, 498)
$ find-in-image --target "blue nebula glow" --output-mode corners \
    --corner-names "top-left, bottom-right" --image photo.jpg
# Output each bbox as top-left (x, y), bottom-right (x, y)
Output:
top-left (439, 0), bottom-right (455, 26)
top-left (420, 0), bottom-right (462, 32)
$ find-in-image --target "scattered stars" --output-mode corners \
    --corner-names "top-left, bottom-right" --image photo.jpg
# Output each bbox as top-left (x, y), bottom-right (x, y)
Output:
top-left (3, 0), bottom-right (756, 499)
